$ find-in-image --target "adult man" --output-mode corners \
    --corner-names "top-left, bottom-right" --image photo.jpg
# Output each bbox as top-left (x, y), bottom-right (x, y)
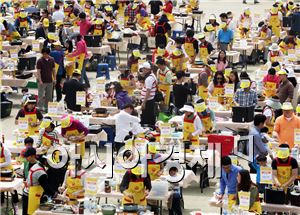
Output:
top-left (183, 29), bottom-right (199, 63)
top-left (234, 79), bottom-right (257, 107)
top-left (276, 70), bottom-right (294, 103)
top-left (272, 144), bottom-right (298, 189)
top-left (22, 147), bottom-right (57, 215)
top-left (52, 4), bottom-right (64, 22)
top-left (273, 102), bottom-right (300, 148)
top-left (56, 21), bottom-right (71, 46)
top-left (77, 12), bottom-right (92, 36)
top-left (124, 0), bottom-right (141, 24)
top-left (216, 156), bottom-right (242, 210)
top-left (198, 34), bottom-right (214, 63)
top-left (140, 62), bottom-right (157, 127)
top-left (35, 18), bottom-right (49, 39)
top-left (37, 47), bottom-right (55, 112)
top-left (156, 58), bottom-right (172, 105)
top-left (67, 34), bottom-right (90, 88)
top-left (218, 22), bottom-right (234, 51)
top-left (63, 69), bottom-right (85, 112)
top-left (114, 104), bottom-right (141, 152)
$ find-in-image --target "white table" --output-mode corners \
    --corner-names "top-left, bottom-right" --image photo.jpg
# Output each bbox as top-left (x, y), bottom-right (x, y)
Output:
top-left (0, 178), bottom-right (23, 192)
top-left (34, 210), bottom-right (81, 215)
top-left (87, 45), bottom-right (112, 56)
top-left (51, 114), bottom-right (116, 126)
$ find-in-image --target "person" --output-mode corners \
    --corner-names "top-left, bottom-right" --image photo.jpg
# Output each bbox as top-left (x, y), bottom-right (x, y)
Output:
top-left (216, 156), bottom-right (242, 212)
top-left (267, 43), bottom-right (284, 63)
top-left (258, 21), bottom-right (272, 55)
top-left (238, 7), bottom-right (252, 38)
top-left (152, 46), bottom-right (169, 63)
top-left (145, 141), bottom-right (164, 180)
top-left (183, 29), bottom-right (198, 63)
top-left (124, 0), bottom-right (141, 24)
top-left (173, 71), bottom-right (191, 112)
top-left (215, 50), bottom-right (228, 71)
top-left (114, 104), bottom-right (141, 152)
top-left (57, 22), bottom-right (71, 46)
top-left (63, 69), bottom-right (86, 112)
top-left (58, 157), bottom-right (86, 204)
top-left (67, 34), bottom-right (90, 88)
top-left (262, 68), bottom-right (280, 98)
top-left (149, 0), bottom-right (163, 16)
top-left (218, 22), bottom-right (234, 51)
top-left (118, 64), bottom-right (136, 96)
top-left (64, 3), bottom-right (80, 25)
top-left (114, 82), bottom-right (133, 110)
top-left (276, 69), bottom-right (294, 103)
top-left (2, 20), bottom-right (21, 41)
top-left (236, 170), bottom-right (262, 214)
top-left (198, 34), bottom-right (214, 63)
top-left (20, 137), bottom-right (34, 181)
top-left (170, 37), bottom-right (188, 72)
top-left (83, 0), bottom-right (95, 17)
top-left (180, 103), bottom-right (203, 149)
top-left (203, 14), bottom-right (219, 44)
top-left (234, 79), bottom-right (257, 107)
top-left (15, 96), bottom-right (43, 136)
top-left (228, 71), bottom-right (240, 92)
top-left (37, 117), bottom-right (60, 155)
top-left (272, 144), bottom-right (298, 189)
top-left (39, 9), bottom-right (53, 23)
top-left (52, 4), bottom-right (65, 22)
top-left (208, 71), bottom-right (226, 103)
top-left (163, 0), bottom-right (174, 21)
top-left (156, 58), bottom-right (172, 105)
top-left (35, 18), bottom-right (49, 39)
top-left (0, 143), bottom-right (19, 213)
top-left (197, 65), bottom-right (212, 101)
top-left (252, 155), bottom-right (268, 194)
top-left (91, 18), bottom-right (105, 37)
top-left (167, 166), bottom-right (182, 215)
top-left (263, 96), bottom-right (282, 135)
top-left (140, 62), bottom-right (157, 127)
top-left (154, 14), bottom-right (171, 48)
top-left (279, 36), bottom-right (296, 55)
top-left (22, 147), bottom-right (57, 215)
top-left (196, 99), bottom-right (215, 134)
top-left (273, 102), bottom-right (300, 148)
top-left (127, 49), bottom-right (141, 74)
top-left (77, 12), bottom-right (92, 36)
top-left (37, 47), bottom-right (55, 112)
top-left (267, 4), bottom-right (282, 37)
top-left (50, 41), bottom-right (65, 102)
top-left (61, 115), bottom-right (89, 156)
top-left (14, 10), bottom-right (32, 31)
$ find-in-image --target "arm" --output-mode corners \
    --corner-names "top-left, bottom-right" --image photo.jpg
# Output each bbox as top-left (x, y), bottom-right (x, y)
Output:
top-left (68, 42), bottom-right (83, 58)
top-left (120, 171), bottom-right (130, 193)
top-left (253, 133), bottom-right (268, 156)
top-left (219, 176), bottom-right (226, 195)
top-left (37, 69), bottom-right (43, 84)
top-left (286, 85), bottom-right (294, 102)
top-left (192, 116), bottom-right (203, 136)
top-left (282, 168), bottom-right (298, 188)
top-left (38, 174), bottom-right (56, 197)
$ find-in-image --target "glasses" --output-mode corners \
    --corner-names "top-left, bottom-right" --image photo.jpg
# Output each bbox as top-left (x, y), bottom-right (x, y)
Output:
top-left (217, 77), bottom-right (223, 80)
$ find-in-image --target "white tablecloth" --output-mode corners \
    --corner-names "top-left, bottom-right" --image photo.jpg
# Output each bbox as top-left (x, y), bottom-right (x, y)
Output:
top-left (0, 178), bottom-right (23, 192)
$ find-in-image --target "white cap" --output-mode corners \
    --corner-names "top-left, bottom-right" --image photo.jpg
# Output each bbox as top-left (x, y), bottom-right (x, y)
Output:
top-left (179, 104), bottom-right (194, 113)
top-left (209, 14), bottom-right (216, 20)
top-left (141, 62), bottom-right (151, 69)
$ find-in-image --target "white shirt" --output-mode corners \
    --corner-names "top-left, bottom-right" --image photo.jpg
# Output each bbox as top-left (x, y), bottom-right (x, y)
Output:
top-left (115, 110), bottom-right (141, 142)
top-left (0, 22), bottom-right (5, 33)
top-left (52, 10), bottom-right (65, 22)
top-left (141, 74), bottom-right (157, 101)
top-left (181, 114), bottom-right (203, 136)
top-left (263, 107), bottom-right (273, 118)
top-left (267, 11), bottom-right (283, 22)
top-left (0, 147), bottom-right (11, 168)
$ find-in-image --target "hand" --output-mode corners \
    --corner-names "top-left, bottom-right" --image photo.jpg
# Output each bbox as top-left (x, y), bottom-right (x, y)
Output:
top-left (216, 194), bottom-right (223, 201)
top-left (274, 181), bottom-right (281, 187)
top-left (188, 133), bottom-right (193, 140)
top-left (30, 122), bottom-right (37, 127)
top-left (124, 191), bottom-right (133, 199)
top-left (38, 79), bottom-right (43, 84)
top-left (58, 186), bottom-right (65, 193)
top-left (145, 190), bottom-right (150, 196)
top-left (68, 136), bottom-right (77, 141)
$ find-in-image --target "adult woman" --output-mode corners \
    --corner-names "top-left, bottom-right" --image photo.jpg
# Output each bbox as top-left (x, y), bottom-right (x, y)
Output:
top-left (236, 169), bottom-right (262, 214)
top-left (65, 40), bottom-right (75, 78)
top-left (228, 71), bottom-right (240, 92)
top-left (215, 50), bottom-right (228, 72)
top-left (208, 71), bottom-right (226, 97)
top-left (262, 68), bottom-right (280, 98)
top-left (114, 82), bottom-right (133, 110)
top-left (263, 96), bottom-right (281, 135)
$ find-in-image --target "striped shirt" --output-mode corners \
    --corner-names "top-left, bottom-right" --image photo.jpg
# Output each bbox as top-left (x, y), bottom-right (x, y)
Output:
top-left (37, 129), bottom-right (60, 148)
top-left (141, 74), bottom-right (157, 101)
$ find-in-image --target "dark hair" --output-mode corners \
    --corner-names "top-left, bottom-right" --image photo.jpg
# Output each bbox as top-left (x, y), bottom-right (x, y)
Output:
top-left (258, 21), bottom-right (265, 28)
top-left (156, 58), bottom-right (166, 66)
top-left (288, 77), bottom-right (297, 87)
top-left (254, 114), bottom-right (267, 126)
top-left (175, 37), bottom-right (184, 45)
top-left (21, 88), bottom-right (29, 93)
top-left (279, 143), bottom-right (290, 149)
top-left (237, 169), bottom-right (252, 192)
top-left (114, 82), bottom-right (123, 93)
top-left (240, 71), bottom-right (251, 82)
top-left (41, 47), bottom-right (50, 54)
top-left (76, 34), bottom-right (82, 42)
top-left (217, 50), bottom-right (227, 64)
top-left (54, 4), bottom-right (60, 10)
top-left (186, 29), bottom-right (194, 37)
top-left (42, 9), bottom-right (50, 15)
top-left (176, 71), bottom-right (185, 80)
top-left (66, 40), bottom-right (73, 53)
top-left (256, 154), bottom-right (267, 162)
top-left (196, 99), bottom-right (204, 104)
top-left (123, 104), bottom-right (134, 110)
top-left (228, 71), bottom-right (240, 91)
top-left (271, 61), bottom-right (280, 68)
top-left (2, 20), bottom-right (7, 29)
top-left (268, 68), bottom-right (276, 75)
top-left (148, 136), bottom-right (156, 142)
top-left (169, 167), bottom-right (178, 173)
top-left (79, 12), bottom-right (86, 19)
top-left (213, 71), bottom-right (226, 86)
top-left (219, 13), bottom-right (228, 19)
top-left (24, 137), bottom-right (34, 145)
top-left (221, 156), bottom-right (232, 166)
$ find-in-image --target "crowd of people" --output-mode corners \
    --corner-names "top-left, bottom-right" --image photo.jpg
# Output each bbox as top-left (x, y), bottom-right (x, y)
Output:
top-left (1, 0), bottom-right (300, 214)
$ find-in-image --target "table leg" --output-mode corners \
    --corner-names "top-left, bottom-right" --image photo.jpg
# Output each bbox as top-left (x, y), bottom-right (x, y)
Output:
top-left (243, 50), bottom-right (247, 70)
top-left (105, 197), bottom-right (108, 204)
top-left (159, 200), bottom-right (163, 215)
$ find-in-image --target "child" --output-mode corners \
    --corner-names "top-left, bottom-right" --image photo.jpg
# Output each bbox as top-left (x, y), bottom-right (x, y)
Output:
top-left (168, 166), bottom-right (182, 215)
top-left (252, 155), bottom-right (268, 194)
top-left (21, 88), bottom-right (30, 106)
top-left (20, 137), bottom-right (34, 180)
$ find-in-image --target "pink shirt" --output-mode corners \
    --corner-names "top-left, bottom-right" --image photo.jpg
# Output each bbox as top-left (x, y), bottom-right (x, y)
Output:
top-left (77, 19), bottom-right (92, 36)
top-left (262, 74), bottom-right (280, 87)
top-left (215, 60), bottom-right (228, 71)
top-left (69, 40), bottom-right (89, 59)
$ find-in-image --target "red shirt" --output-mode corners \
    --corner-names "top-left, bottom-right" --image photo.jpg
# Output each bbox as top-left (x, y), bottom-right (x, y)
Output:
top-left (163, 1), bottom-right (173, 13)
top-left (77, 19), bottom-right (92, 36)
top-left (262, 74), bottom-right (280, 87)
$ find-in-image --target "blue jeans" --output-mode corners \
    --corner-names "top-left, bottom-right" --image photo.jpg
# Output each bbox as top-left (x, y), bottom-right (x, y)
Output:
top-left (80, 58), bottom-right (90, 88)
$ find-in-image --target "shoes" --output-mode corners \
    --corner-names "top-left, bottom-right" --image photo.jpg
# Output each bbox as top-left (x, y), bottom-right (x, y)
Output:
top-left (254, 0), bottom-right (259, 3)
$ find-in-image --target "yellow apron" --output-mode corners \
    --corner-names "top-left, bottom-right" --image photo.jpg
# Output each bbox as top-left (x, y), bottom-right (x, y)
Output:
top-left (250, 201), bottom-right (262, 214)
top-left (65, 128), bottom-right (85, 157)
top-left (259, 30), bottom-right (271, 46)
top-left (184, 38), bottom-right (196, 58)
top-left (269, 52), bottom-right (279, 63)
top-left (263, 81), bottom-right (276, 98)
top-left (171, 55), bottom-right (187, 72)
top-left (198, 113), bottom-right (213, 133)
top-left (122, 176), bottom-right (147, 206)
top-left (120, 78), bottom-right (134, 96)
top-left (276, 157), bottom-right (292, 185)
top-left (0, 147), bottom-right (13, 171)
top-left (24, 108), bottom-right (39, 136)
top-left (14, 9), bottom-right (20, 19)
top-left (84, 5), bottom-right (91, 15)
top-left (212, 85), bottom-right (224, 104)
top-left (19, 18), bottom-right (28, 29)
top-left (66, 55), bottom-right (76, 77)
top-left (183, 115), bottom-right (200, 147)
top-left (158, 70), bottom-right (171, 105)
top-left (130, 61), bottom-right (139, 74)
top-left (198, 85), bottom-right (208, 100)
top-left (28, 186), bottom-right (44, 214)
top-left (165, 13), bottom-right (175, 22)
top-left (199, 43), bottom-right (209, 63)
top-left (66, 170), bottom-right (85, 203)
top-left (77, 53), bottom-right (85, 71)
top-left (269, 12), bottom-right (280, 37)
top-left (279, 41), bottom-right (287, 55)
top-left (93, 25), bottom-right (103, 36)
top-left (264, 108), bottom-right (275, 135)
top-left (148, 160), bottom-right (161, 181)
top-left (227, 194), bottom-right (236, 212)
